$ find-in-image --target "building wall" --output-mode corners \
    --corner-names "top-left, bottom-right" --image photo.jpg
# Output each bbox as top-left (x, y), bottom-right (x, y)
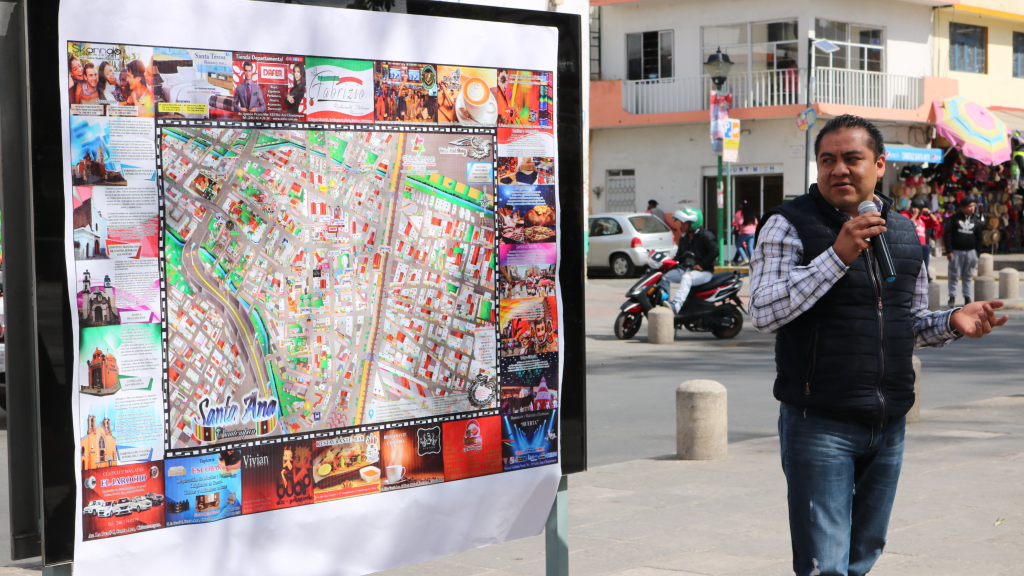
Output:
top-left (590, 118), bottom-right (811, 215)
top-left (591, 119), bottom-right (934, 217)
top-left (933, 6), bottom-right (1024, 109)
top-left (596, 0), bottom-right (934, 83)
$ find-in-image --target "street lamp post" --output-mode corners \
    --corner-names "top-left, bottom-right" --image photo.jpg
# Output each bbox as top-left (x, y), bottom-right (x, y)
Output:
top-left (704, 48), bottom-right (733, 267)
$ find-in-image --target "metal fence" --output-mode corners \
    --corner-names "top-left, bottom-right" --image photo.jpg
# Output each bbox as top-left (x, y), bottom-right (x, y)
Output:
top-left (815, 68), bottom-right (923, 111)
top-left (621, 68), bottom-right (923, 115)
top-left (605, 174), bottom-right (636, 212)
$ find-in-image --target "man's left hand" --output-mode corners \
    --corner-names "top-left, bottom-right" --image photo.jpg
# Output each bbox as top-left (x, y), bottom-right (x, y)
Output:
top-left (694, 265), bottom-right (703, 271)
top-left (951, 301), bottom-right (1010, 338)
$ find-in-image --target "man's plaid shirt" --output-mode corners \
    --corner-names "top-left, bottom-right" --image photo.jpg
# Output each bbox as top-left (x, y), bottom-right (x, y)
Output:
top-left (749, 214), bottom-right (960, 348)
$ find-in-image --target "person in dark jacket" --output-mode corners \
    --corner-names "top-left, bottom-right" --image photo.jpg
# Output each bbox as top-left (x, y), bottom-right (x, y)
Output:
top-left (749, 115), bottom-right (1008, 576)
top-left (658, 207), bottom-right (718, 313)
top-left (943, 196), bottom-right (984, 307)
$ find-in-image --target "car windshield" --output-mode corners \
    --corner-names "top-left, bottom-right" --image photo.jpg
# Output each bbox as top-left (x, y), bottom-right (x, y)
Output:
top-left (629, 215), bottom-right (670, 234)
top-left (117, 498), bottom-right (128, 504)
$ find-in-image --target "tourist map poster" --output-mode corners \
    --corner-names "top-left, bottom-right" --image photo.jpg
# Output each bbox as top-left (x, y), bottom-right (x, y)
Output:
top-left (60, 1), bottom-right (563, 574)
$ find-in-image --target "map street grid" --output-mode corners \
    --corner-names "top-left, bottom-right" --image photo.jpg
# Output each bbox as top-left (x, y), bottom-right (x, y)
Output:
top-left (159, 123), bottom-right (500, 452)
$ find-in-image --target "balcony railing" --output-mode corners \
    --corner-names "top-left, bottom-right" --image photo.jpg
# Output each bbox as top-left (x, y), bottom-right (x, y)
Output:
top-left (815, 68), bottom-right (923, 111)
top-left (621, 68), bottom-right (923, 115)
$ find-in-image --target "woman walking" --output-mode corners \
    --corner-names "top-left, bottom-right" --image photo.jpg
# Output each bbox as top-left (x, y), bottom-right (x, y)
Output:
top-left (732, 201), bottom-right (758, 265)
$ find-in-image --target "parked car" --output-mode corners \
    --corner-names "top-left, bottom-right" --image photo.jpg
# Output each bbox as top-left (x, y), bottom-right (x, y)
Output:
top-left (112, 497), bottom-right (138, 517)
top-left (83, 499), bottom-right (106, 516)
top-left (145, 492), bottom-right (165, 506)
top-left (132, 496), bottom-right (153, 511)
top-left (588, 213), bottom-right (676, 278)
top-left (96, 501), bottom-right (114, 518)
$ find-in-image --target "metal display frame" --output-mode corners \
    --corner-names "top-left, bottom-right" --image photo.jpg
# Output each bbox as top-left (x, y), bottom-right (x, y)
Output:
top-left (4, 0), bottom-right (586, 571)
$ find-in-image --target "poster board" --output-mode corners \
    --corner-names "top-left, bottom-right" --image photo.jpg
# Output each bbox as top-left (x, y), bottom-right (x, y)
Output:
top-left (56, 1), bottom-right (577, 573)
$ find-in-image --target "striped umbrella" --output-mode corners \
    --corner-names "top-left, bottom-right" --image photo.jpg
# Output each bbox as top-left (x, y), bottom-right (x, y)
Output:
top-left (933, 97), bottom-right (1010, 166)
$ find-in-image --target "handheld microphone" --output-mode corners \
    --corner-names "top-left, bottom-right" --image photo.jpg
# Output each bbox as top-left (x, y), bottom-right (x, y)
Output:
top-left (858, 201), bottom-right (896, 283)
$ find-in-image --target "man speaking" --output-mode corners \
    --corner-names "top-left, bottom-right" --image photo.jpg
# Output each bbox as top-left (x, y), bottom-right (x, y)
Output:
top-left (749, 115), bottom-right (1008, 576)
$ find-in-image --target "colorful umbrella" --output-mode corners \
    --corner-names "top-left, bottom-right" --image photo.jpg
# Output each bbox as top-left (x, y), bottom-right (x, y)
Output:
top-left (933, 97), bottom-right (1010, 166)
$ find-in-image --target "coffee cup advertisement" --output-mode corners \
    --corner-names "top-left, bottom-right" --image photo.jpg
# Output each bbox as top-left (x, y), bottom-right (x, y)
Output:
top-left (311, 432), bottom-right (382, 502)
top-left (82, 461), bottom-right (166, 540)
top-left (380, 423), bottom-right (445, 492)
top-left (437, 66), bottom-right (498, 127)
top-left (501, 410), bottom-right (558, 471)
top-left (241, 439), bottom-right (315, 514)
top-left (163, 451), bottom-right (243, 526)
top-left (442, 416), bottom-right (502, 481)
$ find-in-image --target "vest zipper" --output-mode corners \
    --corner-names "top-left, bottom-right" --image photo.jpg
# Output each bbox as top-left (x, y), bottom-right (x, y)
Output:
top-left (805, 326), bottom-right (818, 395)
top-left (867, 249), bottom-right (887, 429)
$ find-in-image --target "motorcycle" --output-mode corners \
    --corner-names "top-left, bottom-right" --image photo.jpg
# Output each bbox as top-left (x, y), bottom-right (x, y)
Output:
top-left (614, 251), bottom-right (746, 340)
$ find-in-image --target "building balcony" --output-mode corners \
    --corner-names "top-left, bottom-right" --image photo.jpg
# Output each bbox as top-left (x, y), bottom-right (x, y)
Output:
top-left (592, 69), bottom-right (957, 129)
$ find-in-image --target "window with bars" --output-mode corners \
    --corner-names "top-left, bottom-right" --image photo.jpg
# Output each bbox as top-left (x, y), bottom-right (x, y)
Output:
top-left (814, 19), bottom-right (884, 72)
top-left (590, 7), bottom-right (601, 81)
top-left (626, 30), bottom-right (673, 80)
top-left (1014, 32), bottom-right (1024, 79)
top-left (950, 22), bottom-right (986, 74)
top-left (701, 20), bottom-right (799, 74)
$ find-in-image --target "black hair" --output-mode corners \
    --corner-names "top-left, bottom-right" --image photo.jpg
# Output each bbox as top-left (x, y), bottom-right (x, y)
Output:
top-left (814, 114), bottom-right (885, 160)
top-left (741, 201), bottom-right (757, 226)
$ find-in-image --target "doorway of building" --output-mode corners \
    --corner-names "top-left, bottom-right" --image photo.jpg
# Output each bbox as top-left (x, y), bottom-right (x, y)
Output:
top-left (605, 169), bottom-right (636, 212)
top-left (702, 174), bottom-right (784, 246)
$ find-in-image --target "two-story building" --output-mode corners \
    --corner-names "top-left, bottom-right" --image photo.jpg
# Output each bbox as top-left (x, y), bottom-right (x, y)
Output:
top-left (589, 0), bottom-right (1023, 254)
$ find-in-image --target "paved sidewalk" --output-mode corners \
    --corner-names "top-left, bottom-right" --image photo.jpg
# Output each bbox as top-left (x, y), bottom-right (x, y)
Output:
top-left (375, 393), bottom-right (1024, 576)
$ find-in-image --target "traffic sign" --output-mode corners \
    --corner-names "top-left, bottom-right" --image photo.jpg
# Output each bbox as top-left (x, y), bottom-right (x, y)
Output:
top-left (797, 108), bottom-right (817, 132)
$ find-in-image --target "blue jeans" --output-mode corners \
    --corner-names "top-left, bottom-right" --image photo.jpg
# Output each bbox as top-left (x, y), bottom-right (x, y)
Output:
top-left (734, 233), bottom-right (755, 261)
top-left (778, 403), bottom-right (905, 576)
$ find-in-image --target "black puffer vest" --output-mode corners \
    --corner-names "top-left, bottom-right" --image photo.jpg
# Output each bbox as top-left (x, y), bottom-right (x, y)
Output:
top-left (756, 186), bottom-right (923, 427)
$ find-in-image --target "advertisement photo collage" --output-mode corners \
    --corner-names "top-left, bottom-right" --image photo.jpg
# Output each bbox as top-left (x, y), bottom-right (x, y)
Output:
top-left (69, 41), bottom-right (562, 541)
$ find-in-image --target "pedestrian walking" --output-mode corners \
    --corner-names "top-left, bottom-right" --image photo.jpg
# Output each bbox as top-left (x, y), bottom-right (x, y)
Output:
top-left (646, 199), bottom-right (665, 224)
top-left (731, 200), bottom-right (757, 265)
top-left (749, 114), bottom-right (1008, 576)
top-left (943, 196), bottom-right (984, 307)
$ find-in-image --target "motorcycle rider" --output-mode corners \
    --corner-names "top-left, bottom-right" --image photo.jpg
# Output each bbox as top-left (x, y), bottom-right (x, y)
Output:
top-left (659, 207), bottom-right (719, 314)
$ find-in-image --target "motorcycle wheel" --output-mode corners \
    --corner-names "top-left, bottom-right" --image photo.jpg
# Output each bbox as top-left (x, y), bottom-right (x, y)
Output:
top-left (712, 306), bottom-right (743, 339)
top-left (614, 312), bottom-right (642, 340)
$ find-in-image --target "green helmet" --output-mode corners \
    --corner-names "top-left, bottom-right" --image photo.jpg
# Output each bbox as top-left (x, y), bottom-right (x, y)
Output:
top-left (672, 207), bottom-right (704, 228)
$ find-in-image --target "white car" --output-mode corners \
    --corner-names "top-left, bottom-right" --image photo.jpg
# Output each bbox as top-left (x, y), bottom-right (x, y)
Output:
top-left (83, 499), bottom-right (106, 516)
top-left (132, 496), bottom-right (153, 511)
top-left (588, 213), bottom-right (676, 278)
top-left (112, 497), bottom-right (139, 517)
top-left (95, 501), bottom-right (114, 518)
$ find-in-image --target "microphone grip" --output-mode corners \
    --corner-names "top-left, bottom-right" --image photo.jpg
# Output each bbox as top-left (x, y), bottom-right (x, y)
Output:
top-left (871, 233), bottom-right (897, 282)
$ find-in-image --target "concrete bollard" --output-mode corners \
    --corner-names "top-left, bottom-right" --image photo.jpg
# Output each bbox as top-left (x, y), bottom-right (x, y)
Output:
top-left (928, 281), bottom-right (941, 311)
top-left (648, 307), bottom-right (675, 344)
top-left (907, 355), bottom-right (922, 424)
top-left (978, 253), bottom-right (994, 278)
top-left (975, 276), bottom-right (996, 302)
top-left (676, 380), bottom-right (728, 460)
top-left (999, 268), bottom-right (1020, 300)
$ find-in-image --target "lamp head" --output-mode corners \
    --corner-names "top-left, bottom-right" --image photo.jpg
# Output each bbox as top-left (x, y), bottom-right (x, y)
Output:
top-left (704, 47), bottom-right (733, 90)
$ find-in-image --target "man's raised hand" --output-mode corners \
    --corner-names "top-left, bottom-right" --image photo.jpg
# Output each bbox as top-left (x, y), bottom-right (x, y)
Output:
top-left (833, 212), bottom-right (887, 265)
